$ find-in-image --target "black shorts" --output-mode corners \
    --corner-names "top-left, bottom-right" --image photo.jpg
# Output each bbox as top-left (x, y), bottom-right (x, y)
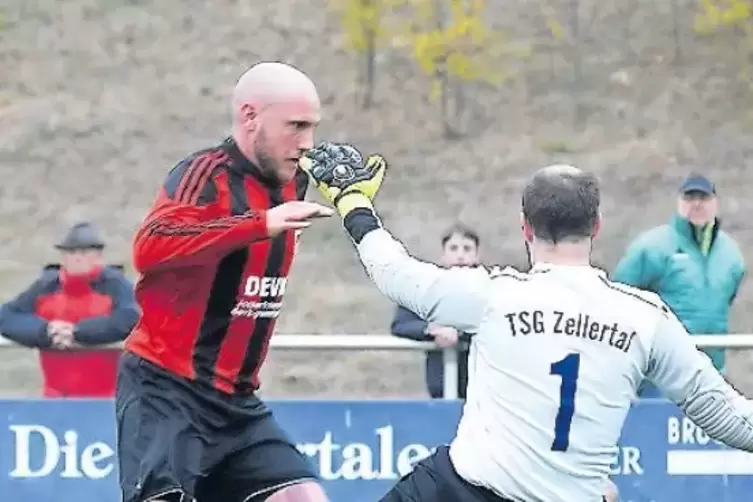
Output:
top-left (115, 352), bottom-right (317, 502)
top-left (379, 446), bottom-right (513, 502)
top-left (381, 446), bottom-right (612, 502)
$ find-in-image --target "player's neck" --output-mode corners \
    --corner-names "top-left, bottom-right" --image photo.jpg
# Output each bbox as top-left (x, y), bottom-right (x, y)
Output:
top-left (530, 241), bottom-right (592, 267)
top-left (232, 130), bottom-right (260, 166)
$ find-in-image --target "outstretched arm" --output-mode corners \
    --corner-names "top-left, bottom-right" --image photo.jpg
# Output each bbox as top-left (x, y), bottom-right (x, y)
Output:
top-left (300, 142), bottom-right (489, 333)
top-left (346, 209), bottom-right (489, 333)
top-left (648, 306), bottom-right (753, 451)
top-left (133, 154), bottom-right (268, 272)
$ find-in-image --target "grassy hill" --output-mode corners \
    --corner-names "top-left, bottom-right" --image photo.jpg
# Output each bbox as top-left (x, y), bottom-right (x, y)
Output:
top-left (2, 0), bottom-right (753, 397)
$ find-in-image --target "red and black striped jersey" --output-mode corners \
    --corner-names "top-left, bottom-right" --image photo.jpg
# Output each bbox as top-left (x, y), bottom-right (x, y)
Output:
top-left (125, 137), bottom-right (308, 395)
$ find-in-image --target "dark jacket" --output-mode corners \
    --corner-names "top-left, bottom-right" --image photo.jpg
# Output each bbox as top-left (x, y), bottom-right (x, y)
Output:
top-left (390, 305), bottom-right (470, 399)
top-left (0, 264), bottom-right (139, 397)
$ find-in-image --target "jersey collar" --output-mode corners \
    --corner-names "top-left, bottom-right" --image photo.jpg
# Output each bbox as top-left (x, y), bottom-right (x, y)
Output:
top-left (221, 136), bottom-right (282, 189)
top-left (530, 262), bottom-right (607, 278)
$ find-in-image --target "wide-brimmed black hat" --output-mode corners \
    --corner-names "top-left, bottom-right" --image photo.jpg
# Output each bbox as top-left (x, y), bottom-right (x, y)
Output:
top-left (54, 222), bottom-right (106, 251)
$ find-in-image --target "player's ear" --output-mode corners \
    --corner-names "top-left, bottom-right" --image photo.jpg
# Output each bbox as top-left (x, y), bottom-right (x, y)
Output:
top-left (239, 103), bottom-right (259, 132)
top-left (520, 213), bottom-right (534, 243)
top-left (591, 213), bottom-right (602, 240)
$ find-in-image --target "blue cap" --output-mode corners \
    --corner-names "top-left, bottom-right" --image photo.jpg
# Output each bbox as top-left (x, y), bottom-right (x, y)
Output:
top-left (679, 174), bottom-right (715, 195)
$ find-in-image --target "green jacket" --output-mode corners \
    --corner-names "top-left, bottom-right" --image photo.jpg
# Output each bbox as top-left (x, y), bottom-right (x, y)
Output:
top-left (612, 214), bottom-right (745, 371)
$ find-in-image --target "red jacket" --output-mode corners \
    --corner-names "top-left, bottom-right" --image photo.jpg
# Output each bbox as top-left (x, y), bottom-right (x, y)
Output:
top-left (0, 265), bottom-right (139, 397)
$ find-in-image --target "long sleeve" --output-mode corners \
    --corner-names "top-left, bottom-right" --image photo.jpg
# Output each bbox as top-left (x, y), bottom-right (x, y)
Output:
top-left (612, 236), bottom-right (661, 290)
top-left (0, 280), bottom-right (51, 348)
top-left (390, 306), bottom-right (431, 342)
top-left (134, 203), bottom-right (268, 272)
top-left (344, 209), bottom-right (489, 334)
top-left (647, 306), bottom-right (753, 450)
top-left (133, 154), bottom-right (269, 272)
top-left (74, 272), bottom-right (140, 345)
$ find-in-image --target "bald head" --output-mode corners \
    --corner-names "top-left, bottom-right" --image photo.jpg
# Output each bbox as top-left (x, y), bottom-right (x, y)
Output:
top-left (538, 163), bottom-right (583, 177)
top-left (521, 164), bottom-right (600, 244)
top-left (231, 62), bottom-right (321, 185)
top-left (232, 62), bottom-right (319, 111)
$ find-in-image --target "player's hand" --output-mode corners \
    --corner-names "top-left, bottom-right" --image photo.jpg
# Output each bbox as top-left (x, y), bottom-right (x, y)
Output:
top-left (266, 201), bottom-right (334, 237)
top-left (427, 325), bottom-right (459, 348)
top-left (298, 142), bottom-right (387, 217)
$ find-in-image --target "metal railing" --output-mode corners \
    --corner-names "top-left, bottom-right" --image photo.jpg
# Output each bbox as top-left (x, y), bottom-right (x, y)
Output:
top-left (1, 334), bottom-right (752, 399)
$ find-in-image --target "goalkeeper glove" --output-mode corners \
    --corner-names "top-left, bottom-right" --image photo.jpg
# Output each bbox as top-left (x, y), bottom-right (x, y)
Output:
top-left (299, 142), bottom-right (387, 218)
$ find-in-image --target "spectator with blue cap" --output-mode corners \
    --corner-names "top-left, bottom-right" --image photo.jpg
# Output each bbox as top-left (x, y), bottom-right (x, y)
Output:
top-left (613, 173), bottom-right (745, 396)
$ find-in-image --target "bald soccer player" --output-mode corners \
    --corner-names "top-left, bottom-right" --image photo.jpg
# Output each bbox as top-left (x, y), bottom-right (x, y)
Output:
top-left (116, 62), bottom-right (333, 502)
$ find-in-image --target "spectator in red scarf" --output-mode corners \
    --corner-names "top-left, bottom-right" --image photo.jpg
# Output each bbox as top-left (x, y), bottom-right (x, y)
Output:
top-left (0, 222), bottom-right (138, 397)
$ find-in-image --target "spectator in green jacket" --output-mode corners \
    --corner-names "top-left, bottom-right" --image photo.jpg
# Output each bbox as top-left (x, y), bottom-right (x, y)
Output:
top-left (613, 174), bottom-right (745, 382)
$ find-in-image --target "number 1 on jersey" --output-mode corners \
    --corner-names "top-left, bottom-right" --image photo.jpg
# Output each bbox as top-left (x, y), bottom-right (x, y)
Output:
top-left (550, 353), bottom-right (580, 452)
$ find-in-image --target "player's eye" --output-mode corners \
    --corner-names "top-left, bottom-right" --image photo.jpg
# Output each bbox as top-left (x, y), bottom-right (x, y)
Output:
top-left (291, 121), bottom-right (309, 131)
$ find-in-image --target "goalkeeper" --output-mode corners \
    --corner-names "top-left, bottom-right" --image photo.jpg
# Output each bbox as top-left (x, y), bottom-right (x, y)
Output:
top-left (300, 142), bottom-right (753, 502)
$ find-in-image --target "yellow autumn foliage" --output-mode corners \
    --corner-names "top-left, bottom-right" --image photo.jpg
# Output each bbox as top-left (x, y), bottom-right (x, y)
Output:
top-left (541, 1), bottom-right (566, 42)
top-left (330, 0), bottom-right (404, 53)
top-left (695, 0), bottom-right (752, 34)
top-left (405, 0), bottom-right (515, 94)
top-left (695, 0), bottom-right (753, 88)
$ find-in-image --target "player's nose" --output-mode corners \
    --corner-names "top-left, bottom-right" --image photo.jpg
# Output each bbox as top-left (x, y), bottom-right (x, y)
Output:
top-left (297, 129), bottom-right (315, 151)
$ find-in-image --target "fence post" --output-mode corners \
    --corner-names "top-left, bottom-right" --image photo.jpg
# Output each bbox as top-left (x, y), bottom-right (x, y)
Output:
top-left (442, 348), bottom-right (458, 400)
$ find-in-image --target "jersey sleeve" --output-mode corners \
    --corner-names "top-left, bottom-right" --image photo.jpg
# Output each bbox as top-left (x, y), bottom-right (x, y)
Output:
top-left (0, 277), bottom-right (52, 348)
top-left (133, 154), bottom-right (269, 272)
top-left (354, 227), bottom-right (489, 334)
top-left (647, 307), bottom-right (753, 451)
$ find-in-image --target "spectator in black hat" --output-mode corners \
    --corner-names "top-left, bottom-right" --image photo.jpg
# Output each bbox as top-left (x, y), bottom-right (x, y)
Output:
top-left (0, 221), bottom-right (139, 397)
top-left (613, 174), bottom-right (745, 396)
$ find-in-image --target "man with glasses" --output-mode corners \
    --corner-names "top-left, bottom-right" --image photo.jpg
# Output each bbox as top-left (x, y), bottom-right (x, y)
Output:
top-left (613, 174), bottom-right (745, 394)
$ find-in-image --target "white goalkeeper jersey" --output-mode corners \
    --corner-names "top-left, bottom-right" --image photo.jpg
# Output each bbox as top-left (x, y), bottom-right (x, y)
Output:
top-left (355, 228), bottom-right (753, 502)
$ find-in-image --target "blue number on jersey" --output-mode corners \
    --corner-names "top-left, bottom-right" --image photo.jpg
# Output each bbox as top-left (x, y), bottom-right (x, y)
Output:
top-left (550, 352), bottom-right (580, 451)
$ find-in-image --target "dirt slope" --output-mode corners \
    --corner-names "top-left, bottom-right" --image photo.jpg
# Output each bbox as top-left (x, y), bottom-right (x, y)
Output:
top-left (2, 0), bottom-right (753, 398)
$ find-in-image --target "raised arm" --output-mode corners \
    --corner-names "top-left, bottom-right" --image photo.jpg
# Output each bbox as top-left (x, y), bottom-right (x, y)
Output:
top-left (647, 307), bottom-right (753, 450)
top-left (300, 143), bottom-right (488, 333)
top-left (133, 152), bottom-right (268, 272)
top-left (351, 215), bottom-right (488, 333)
